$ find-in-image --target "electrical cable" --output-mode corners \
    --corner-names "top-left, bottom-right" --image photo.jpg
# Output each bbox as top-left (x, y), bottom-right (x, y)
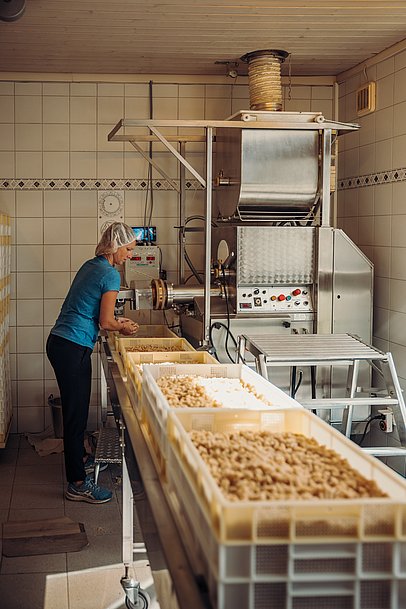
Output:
top-left (210, 321), bottom-right (247, 364)
top-left (292, 369), bottom-right (303, 398)
top-left (184, 248), bottom-right (203, 284)
top-left (211, 321), bottom-right (238, 349)
top-left (157, 245), bottom-right (163, 277)
top-left (356, 413), bottom-right (385, 446)
top-left (143, 80), bottom-right (154, 232)
top-left (209, 266), bottom-right (239, 364)
top-left (163, 309), bottom-right (170, 329)
top-left (147, 80), bottom-right (154, 228)
top-left (221, 267), bottom-right (235, 363)
top-left (180, 215), bottom-right (217, 285)
top-left (162, 309), bottom-right (181, 332)
top-left (208, 324), bottom-right (220, 361)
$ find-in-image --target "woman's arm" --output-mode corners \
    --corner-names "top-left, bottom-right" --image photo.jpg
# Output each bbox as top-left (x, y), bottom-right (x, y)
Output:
top-left (99, 291), bottom-right (139, 334)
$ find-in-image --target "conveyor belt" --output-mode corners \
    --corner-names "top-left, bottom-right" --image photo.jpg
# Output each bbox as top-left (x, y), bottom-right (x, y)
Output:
top-left (240, 333), bottom-right (386, 364)
top-left (99, 334), bottom-right (209, 609)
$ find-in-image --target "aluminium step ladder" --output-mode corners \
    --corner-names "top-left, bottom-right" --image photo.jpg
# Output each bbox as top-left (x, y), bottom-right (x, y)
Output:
top-left (237, 333), bottom-right (406, 458)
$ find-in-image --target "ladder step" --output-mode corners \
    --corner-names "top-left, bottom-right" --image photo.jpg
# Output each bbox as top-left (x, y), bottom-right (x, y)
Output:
top-left (300, 398), bottom-right (399, 409)
top-left (362, 447), bottom-right (406, 457)
top-left (94, 427), bottom-right (122, 464)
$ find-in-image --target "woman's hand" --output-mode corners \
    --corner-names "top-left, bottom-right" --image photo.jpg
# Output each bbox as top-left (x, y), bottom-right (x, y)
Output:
top-left (118, 318), bottom-right (139, 336)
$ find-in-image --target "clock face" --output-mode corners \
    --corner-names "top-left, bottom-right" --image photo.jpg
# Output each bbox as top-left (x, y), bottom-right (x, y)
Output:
top-left (97, 190), bottom-right (124, 237)
top-left (99, 193), bottom-right (122, 216)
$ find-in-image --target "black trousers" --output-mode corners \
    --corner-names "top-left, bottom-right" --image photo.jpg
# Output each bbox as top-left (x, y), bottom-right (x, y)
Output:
top-left (46, 333), bottom-right (92, 483)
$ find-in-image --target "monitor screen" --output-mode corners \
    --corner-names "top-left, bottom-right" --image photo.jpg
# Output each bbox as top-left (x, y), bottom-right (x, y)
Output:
top-left (132, 226), bottom-right (156, 243)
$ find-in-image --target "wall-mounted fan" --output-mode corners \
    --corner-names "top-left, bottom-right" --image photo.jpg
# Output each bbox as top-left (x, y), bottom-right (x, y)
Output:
top-left (0, 0), bottom-right (26, 22)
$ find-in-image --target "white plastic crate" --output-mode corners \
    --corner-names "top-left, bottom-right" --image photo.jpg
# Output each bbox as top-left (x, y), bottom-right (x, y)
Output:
top-left (141, 363), bottom-right (299, 477)
top-left (167, 407), bottom-right (406, 545)
top-left (126, 350), bottom-right (218, 404)
top-left (166, 491), bottom-right (406, 609)
top-left (164, 407), bottom-right (406, 609)
top-left (118, 336), bottom-right (194, 369)
top-left (110, 324), bottom-right (178, 351)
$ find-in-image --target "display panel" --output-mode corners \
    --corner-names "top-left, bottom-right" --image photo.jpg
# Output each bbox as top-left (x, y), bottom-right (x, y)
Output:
top-left (132, 226), bottom-right (157, 243)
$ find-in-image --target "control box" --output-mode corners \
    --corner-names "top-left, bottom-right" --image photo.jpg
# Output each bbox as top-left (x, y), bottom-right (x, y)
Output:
top-left (124, 245), bottom-right (160, 288)
top-left (237, 285), bottom-right (313, 313)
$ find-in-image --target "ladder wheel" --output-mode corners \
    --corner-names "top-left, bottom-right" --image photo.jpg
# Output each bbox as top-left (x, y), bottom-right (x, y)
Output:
top-left (125, 589), bottom-right (149, 609)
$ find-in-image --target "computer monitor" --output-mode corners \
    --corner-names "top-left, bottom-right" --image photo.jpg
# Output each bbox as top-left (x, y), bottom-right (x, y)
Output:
top-left (132, 226), bottom-right (157, 243)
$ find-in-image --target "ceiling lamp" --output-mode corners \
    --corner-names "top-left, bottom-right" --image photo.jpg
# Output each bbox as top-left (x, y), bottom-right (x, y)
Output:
top-left (0, 0), bottom-right (26, 22)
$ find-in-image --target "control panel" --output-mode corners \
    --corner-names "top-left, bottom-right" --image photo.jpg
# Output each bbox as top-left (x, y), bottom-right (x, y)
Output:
top-left (124, 245), bottom-right (160, 288)
top-left (237, 285), bottom-right (313, 313)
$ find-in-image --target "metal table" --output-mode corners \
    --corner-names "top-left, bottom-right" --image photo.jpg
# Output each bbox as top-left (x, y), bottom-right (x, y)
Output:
top-left (99, 335), bottom-right (210, 609)
top-left (238, 333), bottom-right (406, 454)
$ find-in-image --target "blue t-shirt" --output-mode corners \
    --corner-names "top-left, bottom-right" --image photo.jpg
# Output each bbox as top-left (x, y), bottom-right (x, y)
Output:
top-left (51, 256), bottom-right (120, 349)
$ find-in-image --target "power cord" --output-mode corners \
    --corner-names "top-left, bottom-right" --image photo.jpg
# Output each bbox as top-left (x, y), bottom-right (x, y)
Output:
top-left (209, 321), bottom-right (245, 364)
top-left (356, 413), bottom-right (386, 446)
top-left (220, 267), bottom-right (234, 362)
top-left (292, 369), bottom-right (303, 399)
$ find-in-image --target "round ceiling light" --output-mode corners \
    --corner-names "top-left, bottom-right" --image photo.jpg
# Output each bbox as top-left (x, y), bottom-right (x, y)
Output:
top-left (0, 0), bottom-right (26, 22)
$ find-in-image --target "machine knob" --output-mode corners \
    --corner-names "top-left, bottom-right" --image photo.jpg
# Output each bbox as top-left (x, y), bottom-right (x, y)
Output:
top-left (292, 288), bottom-right (301, 296)
top-left (286, 295), bottom-right (292, 301)
top-left (294, 300), bottom-right (301, 305)
top-left (253, 289), bottom-right (260, 295)
top-left (271, 295), bottom-right (277, 301)
top-left (278, 294), bottom-right (286, 301)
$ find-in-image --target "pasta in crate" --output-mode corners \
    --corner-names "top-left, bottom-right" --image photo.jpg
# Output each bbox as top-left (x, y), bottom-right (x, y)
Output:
top-left (140, 364), bottom-right (299, 478)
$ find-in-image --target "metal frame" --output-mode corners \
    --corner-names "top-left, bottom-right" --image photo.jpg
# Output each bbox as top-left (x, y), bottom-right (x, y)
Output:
top-left (237, 332), bottom-right (406, 455)
top-left (99, 335), bottom-right (208, 609)
top-left (109, 116), bottom-right (356, 347)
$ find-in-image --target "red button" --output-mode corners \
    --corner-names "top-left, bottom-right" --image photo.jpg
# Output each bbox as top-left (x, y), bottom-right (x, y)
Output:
top-left (292, 289), bottom-right (301, 296)
top-left (278, 294), bottom-right (286, 301)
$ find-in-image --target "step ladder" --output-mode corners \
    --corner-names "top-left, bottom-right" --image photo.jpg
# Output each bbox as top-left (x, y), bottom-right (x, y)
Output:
top-left (94, 426), bottom-right (122, 483)
top-left (237, 333), bottom-right (406, 458)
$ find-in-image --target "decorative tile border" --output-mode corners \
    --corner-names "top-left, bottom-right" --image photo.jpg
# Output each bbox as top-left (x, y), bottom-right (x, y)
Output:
top-left (0, 178), bottom-right (203, 191)
top-left (339, 168), bottom-right (406, 190)
top-left (6, 169), bottom-right (405, 192)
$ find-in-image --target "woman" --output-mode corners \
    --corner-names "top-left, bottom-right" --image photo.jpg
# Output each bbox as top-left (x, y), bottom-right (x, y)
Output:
top-left (46, 222), bottom-right (139, 504)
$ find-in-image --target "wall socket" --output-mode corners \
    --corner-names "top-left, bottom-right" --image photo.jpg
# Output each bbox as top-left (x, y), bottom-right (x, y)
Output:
top-left (378, 408), bottom-right (394, 433)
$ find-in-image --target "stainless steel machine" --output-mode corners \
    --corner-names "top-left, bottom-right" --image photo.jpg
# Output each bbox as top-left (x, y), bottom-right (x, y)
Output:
top-left (120, 115), bottom-right (371, 347)
top-left (113, 49), bottom-right (372, 401)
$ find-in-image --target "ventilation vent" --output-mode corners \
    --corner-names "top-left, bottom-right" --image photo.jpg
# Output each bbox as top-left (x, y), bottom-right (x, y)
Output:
top-left (356, 81), bottom-right (376, 117)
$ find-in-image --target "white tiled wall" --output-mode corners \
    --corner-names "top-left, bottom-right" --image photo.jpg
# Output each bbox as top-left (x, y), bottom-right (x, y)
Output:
top-left (338, 46), bottom-right (406, 467)
top-left (0, 76), bottom-right (333, 433)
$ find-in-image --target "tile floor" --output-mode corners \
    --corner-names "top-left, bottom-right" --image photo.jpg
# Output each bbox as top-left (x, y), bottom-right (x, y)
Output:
top-left (0, 433), bottom-right (153, 609)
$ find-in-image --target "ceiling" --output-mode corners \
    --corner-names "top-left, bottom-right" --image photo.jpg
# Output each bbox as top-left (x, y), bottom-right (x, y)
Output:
top-left (1, 1), bottom-right (406, 77)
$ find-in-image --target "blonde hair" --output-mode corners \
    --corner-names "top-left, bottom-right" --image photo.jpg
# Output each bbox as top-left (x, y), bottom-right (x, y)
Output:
top-left (95, 222), bottom-right (135, 256)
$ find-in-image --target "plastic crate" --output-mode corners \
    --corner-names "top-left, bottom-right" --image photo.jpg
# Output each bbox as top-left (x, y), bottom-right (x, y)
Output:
top-left (111, 324), bottom-right (178, 351)
top-left (126, 350), bottom-right (218, 404)
top-left (141, 363), bottom-right (299, 478)
top-left (118, 336), bottom-right (194, 368)
top-left (167, 407), bottom-right (406, 545)
top-left (165, 408), bottom-right (406, 609)
top-left (167, 485), bottom-right (406, 609)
